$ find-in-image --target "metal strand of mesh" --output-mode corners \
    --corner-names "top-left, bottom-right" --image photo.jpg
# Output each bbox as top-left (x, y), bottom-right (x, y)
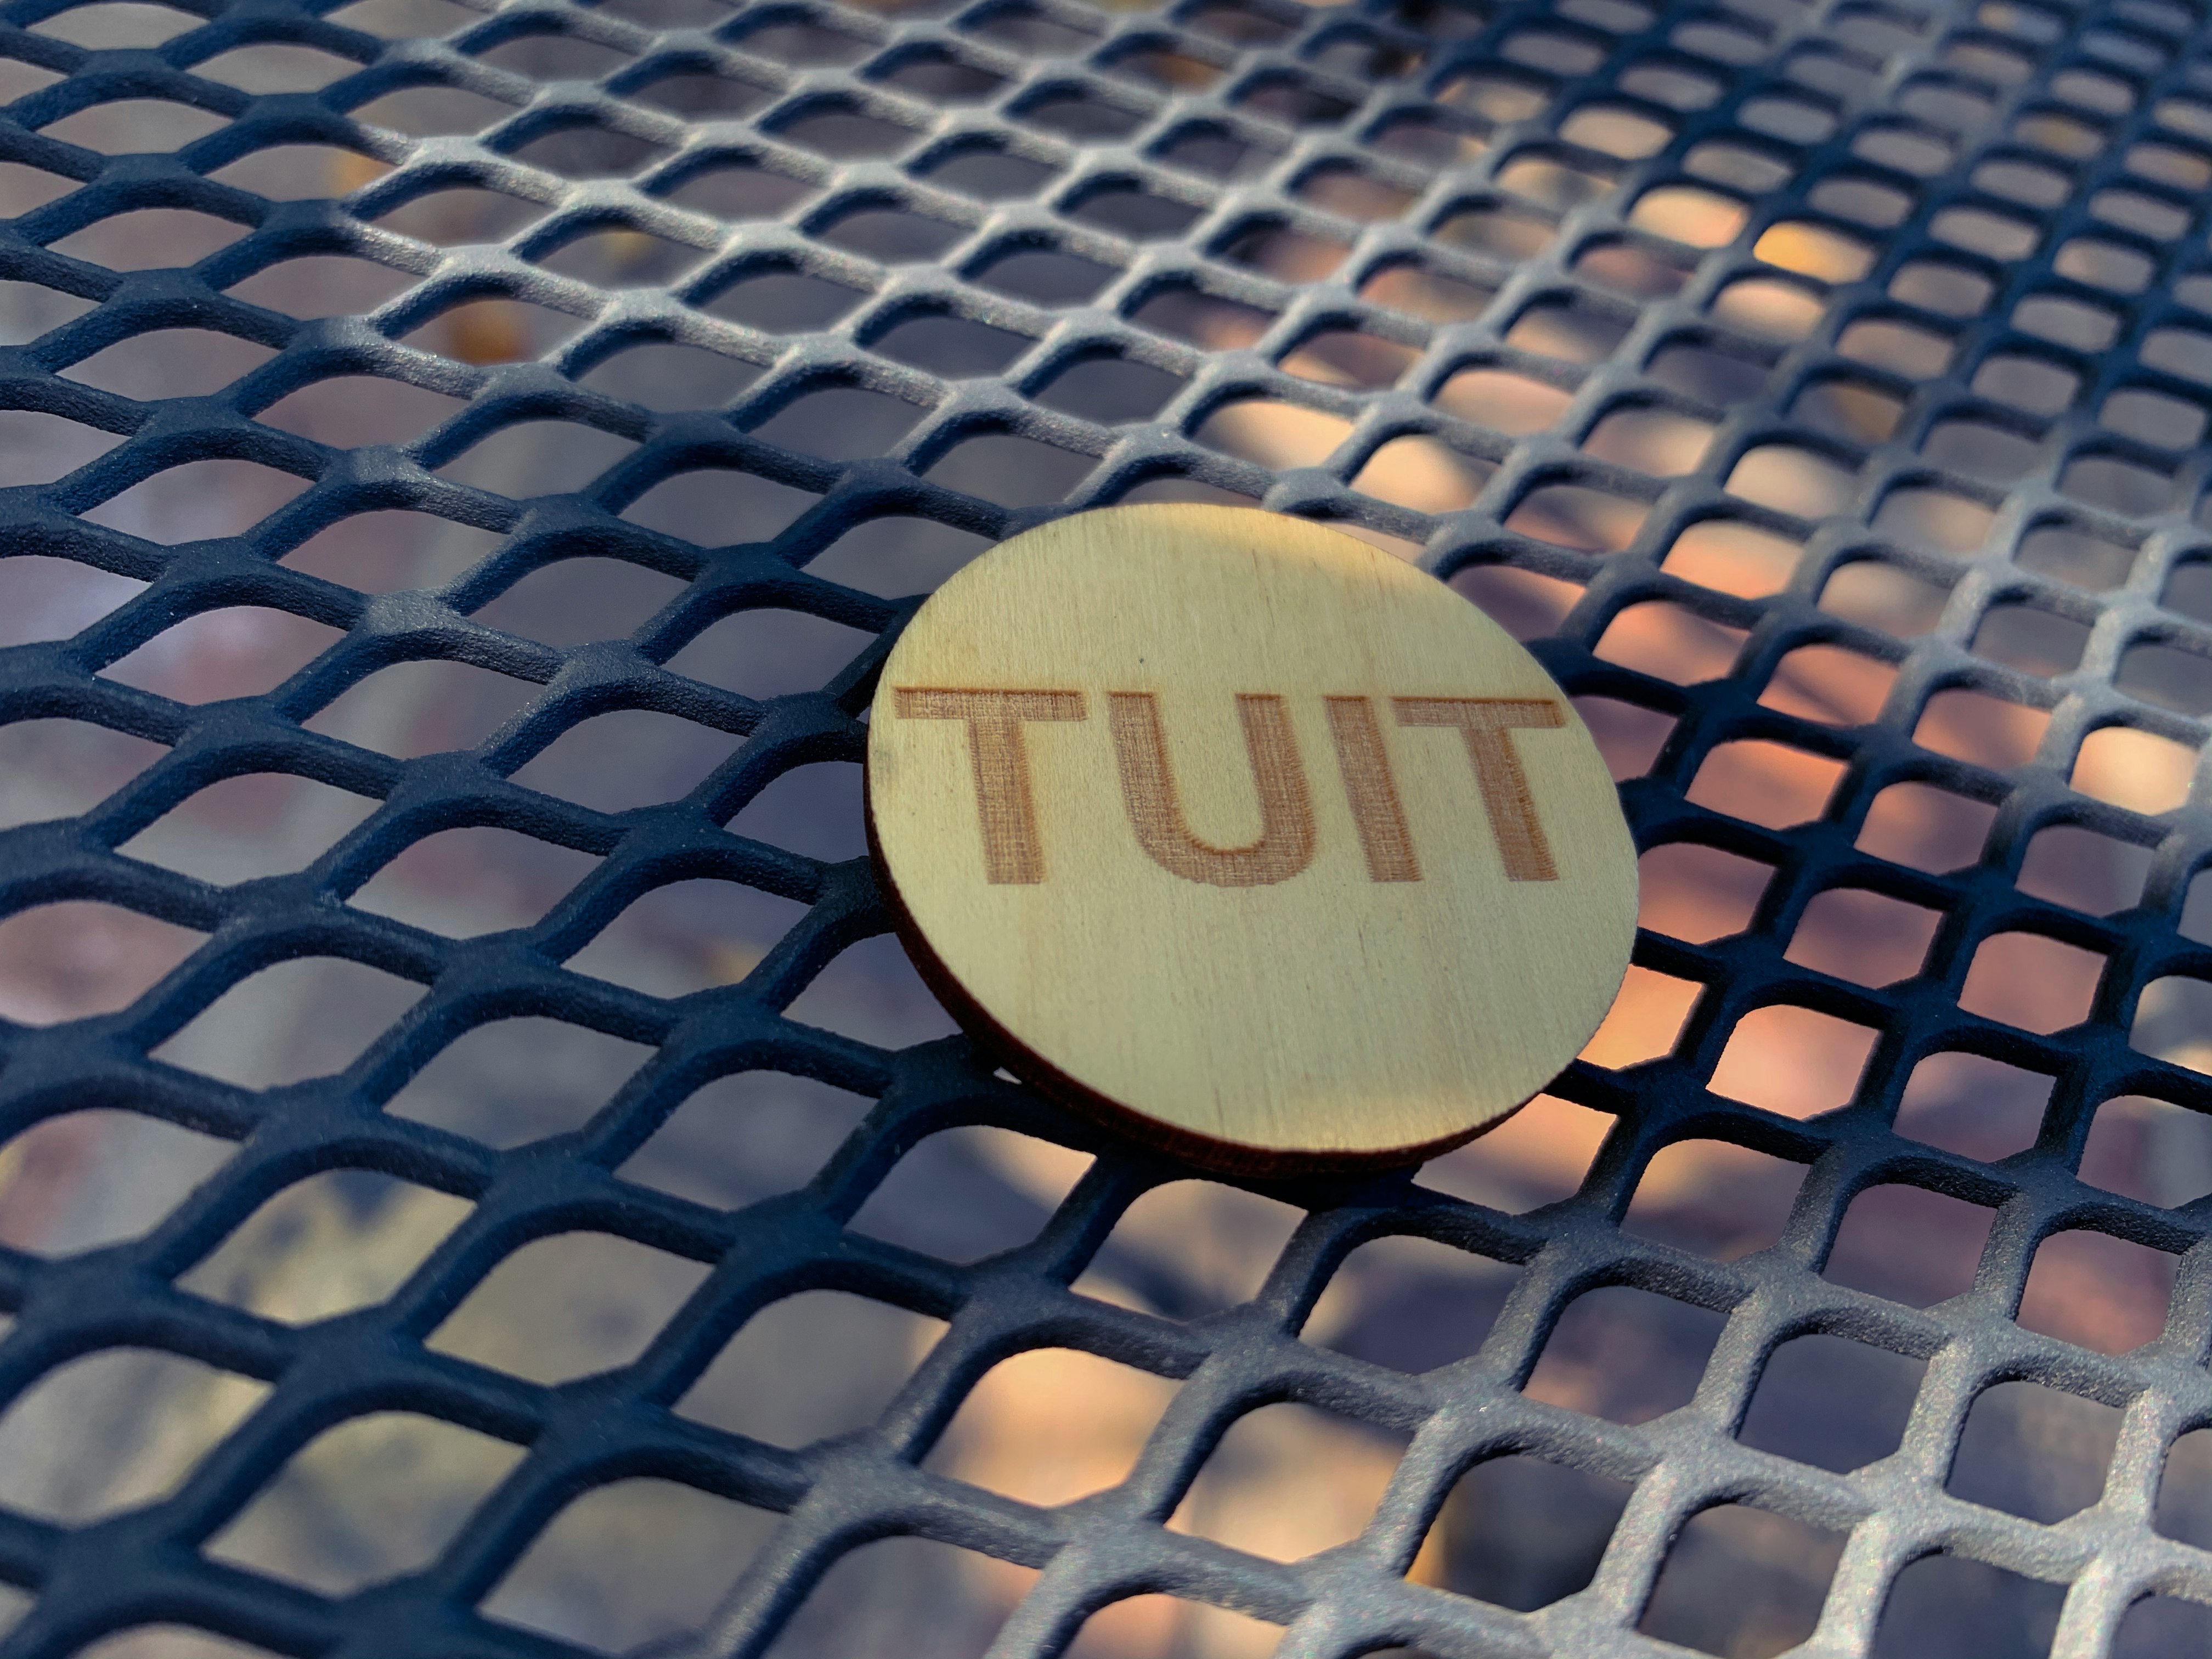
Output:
top-left (0, 0), bottom-right (2209, 1651)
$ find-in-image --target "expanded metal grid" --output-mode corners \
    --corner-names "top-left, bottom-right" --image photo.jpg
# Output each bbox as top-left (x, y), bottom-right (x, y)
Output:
top-left (4, 0), bottom-right (2212, 1650)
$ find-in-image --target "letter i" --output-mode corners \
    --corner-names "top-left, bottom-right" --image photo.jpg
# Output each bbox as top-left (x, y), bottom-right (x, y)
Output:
top-left (1324, 696), bottom-right (1421, 883)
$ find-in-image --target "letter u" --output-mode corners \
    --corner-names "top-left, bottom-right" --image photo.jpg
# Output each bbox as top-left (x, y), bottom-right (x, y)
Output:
top-left (1107, 692), bottom-right (1316, 887)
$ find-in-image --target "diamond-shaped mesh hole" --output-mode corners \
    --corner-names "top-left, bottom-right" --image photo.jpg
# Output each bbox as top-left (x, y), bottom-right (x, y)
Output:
top-left (849, 1125), bottom-right (1090, 1263)
top-left (1624, 1139), bottom-right (1805, 1260)
top-left (179, 1170), bottom-right (471, 1323)
top-left (120, 772), bottom-right (379, 885)
top-left (1739, 1334), bottom-right (1926, 1474)
top-left (1895, 1053), bottom-right (2052, 1160)
top-left (751, 387), bottom-right (926, 460)
top-left (1639, 1503), bottom-right (1847, 1659)
top-left (35, 3), bottom-right (199, 47)
top-left (927, 1347), bottom-right (1178, 1505)
top-left (50, 210), bottom-right (249, 271)
top-left (428, 1231), bottom-right (712, 1386)
top-left (205, 1413), bottom-right (525, 1594)
top-left (1827, 1184), bottom-right (1996, 1307)
top-left (579, 341), bottom-right (763, 410)
top-left (1169, 1401), bottom-right (1409, 1562)
top-left (481, 1478), bottom-right (778, 1652)
top-left (1425, 1452), bottom-right (1634, 1611)
top-left (0, 1350), bottom-right (268, 1523)
top-left (0, 900), bottom-right (205, 1023)
top-left (75, 1629), bottom-right (275, 1657)
top-left (2079, 1093), bottom-right (2212, 1206)
top-left (1874, 1554), bottom-right (2067, 1657)
top-left (2017, 1229), bottom-right (2177, 1355)
top-left (65, 330), bottom-right (277, 399)
top-left (45, 98), bottom-right (228, 153)
top-left (1523, 1285), bottom-right (1726, 1425)
top-left (619, 1070), bottom-right (876, 1203)
top-left (389, 1016), bottom-right (653, 1148)
top-left (675, 1290), bottom-right (946, 1445)
top-left (258, 375), bottom-right (466, 447)
top-left (1304, 1233), bottom-right (1522, 1373)
top-left (153, 956), bottom-right (425, 1089)
top-left (1948, 1379), bottom-right (2121, 1523)
top-left (768, 1537), bottom-right (1040, 1659)
top-left (1065, 1594), bottom-right (1283, 1658)
top-left (1074, 1179), bottom-right (1301, 1319)
top-left (0, 1108), bottom-right (232, 1255)
top-left (229, 253), bottom-right (417, 318)
top-left (1420, 1093), bottom-right (1612, 1213)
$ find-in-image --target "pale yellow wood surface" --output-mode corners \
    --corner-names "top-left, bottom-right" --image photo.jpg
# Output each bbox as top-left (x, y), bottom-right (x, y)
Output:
top-left (865, 504), bottom-right (1638, 1172)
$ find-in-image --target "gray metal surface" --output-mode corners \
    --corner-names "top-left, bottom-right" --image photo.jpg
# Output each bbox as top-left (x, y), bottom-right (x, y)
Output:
top-left (1, 0), bottom-right (2211, 1652)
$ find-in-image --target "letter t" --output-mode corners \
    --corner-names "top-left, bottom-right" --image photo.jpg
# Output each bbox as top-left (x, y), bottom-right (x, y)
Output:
top-left (1393, 697), bottom-right (1567, 881)
top-left (893, 689), bottom-right (1087, 883)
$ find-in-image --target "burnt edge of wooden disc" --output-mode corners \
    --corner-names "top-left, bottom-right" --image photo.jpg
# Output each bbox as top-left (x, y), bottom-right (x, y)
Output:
top-left (861, 763), bottom-right (1536, 1177)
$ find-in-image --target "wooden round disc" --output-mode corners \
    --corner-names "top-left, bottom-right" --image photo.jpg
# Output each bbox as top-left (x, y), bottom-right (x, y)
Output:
top-left (865, 504), bottom-right (1638, 1173)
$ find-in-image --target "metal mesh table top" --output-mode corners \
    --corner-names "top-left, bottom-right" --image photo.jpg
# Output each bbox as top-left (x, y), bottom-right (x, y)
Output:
top-left (2, 0), bottom-right (2212, 1651)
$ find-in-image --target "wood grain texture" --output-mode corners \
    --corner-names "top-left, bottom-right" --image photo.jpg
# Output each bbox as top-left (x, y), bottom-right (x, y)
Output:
top-left (866, 504), bottom-right (1638, 1172)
